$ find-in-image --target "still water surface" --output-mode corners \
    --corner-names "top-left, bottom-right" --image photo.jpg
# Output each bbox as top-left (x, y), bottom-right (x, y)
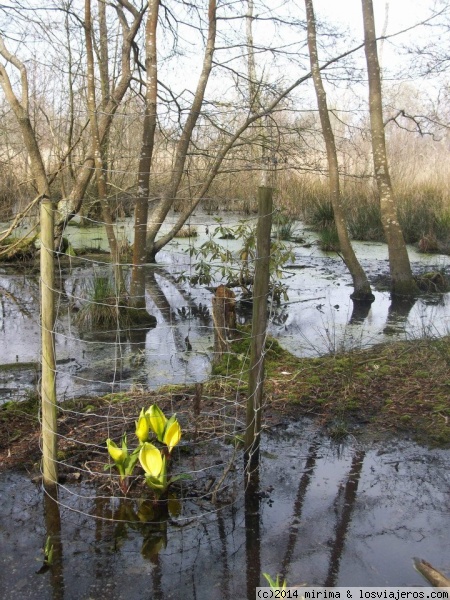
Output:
top-left (0, 212), bottom-right (449, 402)
top-left (1, 214), bottom-right (449, 599)
top-left (1, 424), bottom-right (449, 599)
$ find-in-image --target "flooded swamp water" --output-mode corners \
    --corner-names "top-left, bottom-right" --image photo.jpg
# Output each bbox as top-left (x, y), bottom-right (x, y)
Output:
top-left (0, 213), bottom-right (449, 598)
top-left (1, 422), bottom-right (449, 599)
top-left (0, 212), bottom-right (450, 401)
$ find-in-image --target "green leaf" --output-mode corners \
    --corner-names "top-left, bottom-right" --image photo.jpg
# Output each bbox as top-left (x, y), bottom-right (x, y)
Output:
top-left (168, 473), bottom-right (192, 483)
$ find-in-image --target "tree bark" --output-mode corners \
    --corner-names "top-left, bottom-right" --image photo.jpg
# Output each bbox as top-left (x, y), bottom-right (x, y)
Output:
top-left (0, 39), bottom-right (50, 199)
top-left (305, 0), bottom-right (373, 302)
top-left (55, 2), bottom-right (145, 238)
top-left (85, 0), bottom-right (124, 293)
top-left (361, 0), bottom-right (418, 297)
top-left (129, 0), bottom-right (159, 307)
top-left (145, 0), bottom-right (217, 261)
top-left (246, 0), bottom-right (259, 114)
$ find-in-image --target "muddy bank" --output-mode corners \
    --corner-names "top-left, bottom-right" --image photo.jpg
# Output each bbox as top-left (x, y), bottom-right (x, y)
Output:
top-left (1, 330), bottom-right (450, 483)
top-left (1, 333), bottom-right (449, 598)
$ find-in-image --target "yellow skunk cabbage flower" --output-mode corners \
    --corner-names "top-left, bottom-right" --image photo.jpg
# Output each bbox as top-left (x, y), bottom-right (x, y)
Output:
top-left (135, 408), bottom-right (150, 443)
top-left (106, 438), bottom-right (126, 464)
top-left (146, 404), bottom-right (167, 442)
top-left (139, 442), bottom-right (163, 478)
top-left (163, 417), bottom-right (181, 453)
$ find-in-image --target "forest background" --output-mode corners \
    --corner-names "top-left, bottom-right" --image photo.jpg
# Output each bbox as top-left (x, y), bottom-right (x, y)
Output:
top-left (1, 0), bottom-right (450, 292)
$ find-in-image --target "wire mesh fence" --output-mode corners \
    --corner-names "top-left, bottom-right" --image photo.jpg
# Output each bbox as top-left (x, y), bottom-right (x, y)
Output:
top-left (35, 191), bottom-right (282, 524)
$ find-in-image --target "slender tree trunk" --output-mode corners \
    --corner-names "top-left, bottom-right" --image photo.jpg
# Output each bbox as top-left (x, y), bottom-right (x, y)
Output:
top-left (85, 0), bottom-right (124, 292)
top-left (97, 0), bottom-right (110, 107)
top-left (246, 0), bottom-right (259, 114)
top-left (0, 39), bottom-right (50, 199)
top-left (361, 0), bottom-right (418, 297)
top-left (246, 0), bottom-right (267, 197)
top-left (145, 0), bottom-right (217, 261)
top-left (97, 0), bottom-right (111, 195)
top-left (130, 0), bottom-right (159, 306)
top-left (64, 10), bottom-right (76, 184)
top-left (305, 0), bottom-right (373, 301)
top-left (55, 4), bottom-right (145, 238)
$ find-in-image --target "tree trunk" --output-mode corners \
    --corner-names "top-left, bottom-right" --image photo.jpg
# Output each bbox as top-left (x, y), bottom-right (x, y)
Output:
top-left (246, 0), bottom-right (259, 114)
top-left (305, 0), bottom-right (373, 302)
top-left (85, 0), bottom-right (124, 293)
top-left (55, 4), bottom-right (145, 238)
top-left (145, 0), bottom-right (217, 260)
top-left (130, 0), bottom-right (159, 307)
top-left (361, 0), bottom-right (418, 297)
top-left (0, 39), bottom-right (50, 200)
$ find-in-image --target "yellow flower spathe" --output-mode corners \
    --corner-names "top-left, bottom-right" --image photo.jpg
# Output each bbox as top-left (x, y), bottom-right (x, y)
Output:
top-left (163, 418), bottom-right (181, 453)
top-left (135, 408), bottom-right (150, 443)
top-left (146, 404), bottom-right (167, 442)
top-left (139, 442), bottom-right (163, 478)
top-left (106, 438), bottom-right (126, 464)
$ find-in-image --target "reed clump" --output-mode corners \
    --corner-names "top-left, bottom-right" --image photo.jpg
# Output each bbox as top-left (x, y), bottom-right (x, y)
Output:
top-left (275, 175), bottom-right (450, 254)
top-left (75, 275), bottom-right (156, 330)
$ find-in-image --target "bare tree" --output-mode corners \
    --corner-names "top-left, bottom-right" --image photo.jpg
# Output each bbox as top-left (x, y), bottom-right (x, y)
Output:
top-left (361, 0), bottom-right (418, 296)
top-left (305, 0), bottom-right (374, 302)
top-left (137, 2), bottom-right (370, 263)
top-left (129, 0), bottom-right (160, 307)
top-left (0, 38), bottom-right (50, 200)
top-left (0, 0), bottom-right (145, 250)
top-left (84, 0), bottom-right (125, 290)
top-left (144, 0), bottom-right (218, 261)
top-left (55, 0), bottom-right (145, 238)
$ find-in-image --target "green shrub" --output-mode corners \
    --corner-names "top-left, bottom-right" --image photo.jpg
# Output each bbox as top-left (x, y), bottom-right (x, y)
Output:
top-left (307, 200), bottom-right (335, 231)
top-left (272, 212), bottom-right (301, 241)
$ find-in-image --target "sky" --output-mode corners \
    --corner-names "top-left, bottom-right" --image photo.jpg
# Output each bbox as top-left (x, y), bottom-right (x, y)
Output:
top-left (314, 0), bottom-right (434, 38)
top-left (312, 0), bottom-right (440, 74)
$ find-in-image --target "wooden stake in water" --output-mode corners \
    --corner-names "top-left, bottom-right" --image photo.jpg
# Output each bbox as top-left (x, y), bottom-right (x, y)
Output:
top-left (40, 198), bottom-right (58, 488)
top-left (244, 185), bottom-right (273, 477)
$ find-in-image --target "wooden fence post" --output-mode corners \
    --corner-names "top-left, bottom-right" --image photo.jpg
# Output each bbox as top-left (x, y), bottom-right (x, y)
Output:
top-left (212, 285), bottom-right (236, 365)
top-left (41, 198), bottom-right (58, 488)
top-left (244, 185), bottom-right (273, 477)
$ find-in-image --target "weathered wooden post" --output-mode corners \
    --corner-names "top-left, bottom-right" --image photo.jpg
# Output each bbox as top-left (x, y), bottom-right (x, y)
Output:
top-left (212, 284), bottom-right (236, 365)
top-left (41, 197), bottom-right (58, 488)
top-left (244, 184), bottom-right (273, 477)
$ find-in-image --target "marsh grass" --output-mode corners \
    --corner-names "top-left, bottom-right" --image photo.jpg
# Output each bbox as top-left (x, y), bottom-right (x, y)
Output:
top-left (281, 178), bottom-right (450, 253)
top-left (347, 201), bottom-right (384, 242)
top-left (75, 276), bottom-right (125, 330)
top-left (74, 275), bottom-right (156, 330)
top-left (272, 212), bottom-right (301, 241)
top-left (307, 200), bottom-right (335, 231)
top-left (318, 225), bottom-right (340, 252)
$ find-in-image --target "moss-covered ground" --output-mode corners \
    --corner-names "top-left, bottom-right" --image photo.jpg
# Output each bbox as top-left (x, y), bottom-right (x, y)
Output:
top-left (0, 333), bottom-right (449, 475)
